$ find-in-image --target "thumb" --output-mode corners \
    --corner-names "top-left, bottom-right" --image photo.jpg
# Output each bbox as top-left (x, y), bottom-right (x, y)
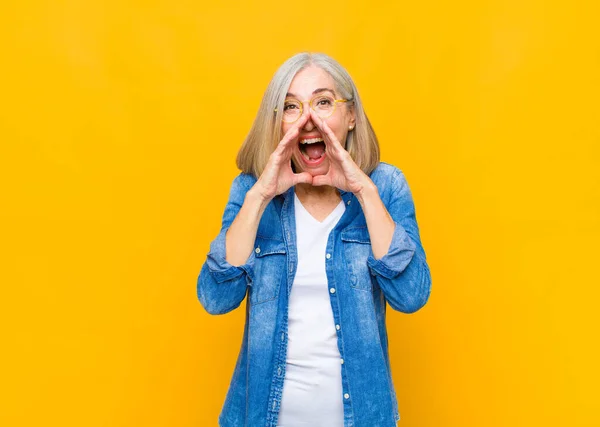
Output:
top-left (292, 172), bottom-right (313, 185)
top-left (312, 175), bottom-right (331, 187)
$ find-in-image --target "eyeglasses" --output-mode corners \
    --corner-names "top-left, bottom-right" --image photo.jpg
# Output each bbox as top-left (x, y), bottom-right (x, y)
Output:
top-left (275, 94), bottom-right (350, 124)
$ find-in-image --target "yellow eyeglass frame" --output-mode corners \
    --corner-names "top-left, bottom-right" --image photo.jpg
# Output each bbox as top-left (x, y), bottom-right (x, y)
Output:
top-left (274, 95), bottom-right (350, 123)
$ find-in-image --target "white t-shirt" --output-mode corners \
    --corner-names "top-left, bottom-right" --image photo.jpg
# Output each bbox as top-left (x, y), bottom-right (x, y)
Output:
top-left (276, 192), bottom-right (346, 427)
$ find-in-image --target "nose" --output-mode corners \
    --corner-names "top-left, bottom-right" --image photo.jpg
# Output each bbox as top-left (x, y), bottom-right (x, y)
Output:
top-left (301, 109), bottom-right (316, 131)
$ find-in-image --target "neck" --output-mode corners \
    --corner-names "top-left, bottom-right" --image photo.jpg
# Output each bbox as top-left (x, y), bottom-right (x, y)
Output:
top-left (295, 183), bottom-right (340, 200)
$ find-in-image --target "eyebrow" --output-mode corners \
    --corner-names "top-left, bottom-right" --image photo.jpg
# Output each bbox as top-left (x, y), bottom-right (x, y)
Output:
top-left (285, 87), bottom-right (336, 98)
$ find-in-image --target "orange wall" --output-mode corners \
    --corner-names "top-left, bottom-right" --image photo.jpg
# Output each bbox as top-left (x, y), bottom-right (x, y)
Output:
top-left (1, 1), bottom-right (599, 426)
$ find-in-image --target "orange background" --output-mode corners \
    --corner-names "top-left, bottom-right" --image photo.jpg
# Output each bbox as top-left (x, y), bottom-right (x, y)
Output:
top-left (1, 1), bottom-right (599, 426)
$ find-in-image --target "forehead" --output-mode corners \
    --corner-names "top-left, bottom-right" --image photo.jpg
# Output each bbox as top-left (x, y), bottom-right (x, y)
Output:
top-left (287, 66), bottom-right (336, 97)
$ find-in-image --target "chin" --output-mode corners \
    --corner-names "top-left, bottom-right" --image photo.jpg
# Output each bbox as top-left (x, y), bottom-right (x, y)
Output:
top-left (294, 156), bottom-right (330, 177)
top-left (307, 166), bottom-right (329, 176)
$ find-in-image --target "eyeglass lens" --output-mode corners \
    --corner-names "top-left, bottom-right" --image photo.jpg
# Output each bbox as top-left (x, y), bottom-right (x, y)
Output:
top-left (282, 95), bottom-right (336, 123)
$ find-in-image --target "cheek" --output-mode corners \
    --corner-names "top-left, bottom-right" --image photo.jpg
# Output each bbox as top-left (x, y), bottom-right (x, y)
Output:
top-left (327, 121), bottom-right (348, 144)
top-left (325, 115), bottom-right (346, 136)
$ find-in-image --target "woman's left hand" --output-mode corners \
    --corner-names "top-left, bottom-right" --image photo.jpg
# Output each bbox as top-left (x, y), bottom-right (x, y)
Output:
top-left (310, 109), bottom-right (373, 195)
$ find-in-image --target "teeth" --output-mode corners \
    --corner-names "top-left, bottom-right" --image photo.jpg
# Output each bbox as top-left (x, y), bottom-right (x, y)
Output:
top-left (301, 151), bottom-right (324, 161)
top-left (300, 137), bottom-right (324, 144)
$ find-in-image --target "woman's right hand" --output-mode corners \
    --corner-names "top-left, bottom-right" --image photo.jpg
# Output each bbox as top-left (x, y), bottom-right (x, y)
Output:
top-left (253, 111), bottom-right (313, 202)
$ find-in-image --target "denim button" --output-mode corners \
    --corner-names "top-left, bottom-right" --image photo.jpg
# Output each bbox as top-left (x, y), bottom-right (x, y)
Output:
top-left (344, 393), bottom-right (350, 399)
top-left (329, 288), bottom-right (336, 294)
top-left (340, 358), bottom-right (344, 364)
top-left (335, 324), bottom-right (340, 330)
top-left (347, 200), bottom-right (351, 205)
top-left (326, 253), bottom-right (331, 259)
top-left (255, 247), bottom-right (261, 254)
top-left (278, 367), bottom-right (282, 376)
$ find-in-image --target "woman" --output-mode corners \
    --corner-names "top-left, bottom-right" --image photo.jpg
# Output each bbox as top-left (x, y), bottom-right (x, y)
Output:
top-left (197, 52), bottom-right (431, 427)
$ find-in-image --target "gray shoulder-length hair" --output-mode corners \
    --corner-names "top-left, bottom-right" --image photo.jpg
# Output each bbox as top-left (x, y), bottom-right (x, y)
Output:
top-left (236, 52), bottom-right (380, 178)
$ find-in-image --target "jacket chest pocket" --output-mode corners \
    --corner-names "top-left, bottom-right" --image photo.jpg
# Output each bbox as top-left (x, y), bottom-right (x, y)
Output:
top-left (250, 237), bottom-right (287, 305)
top-left (341, 227), bottom-right (374, 292)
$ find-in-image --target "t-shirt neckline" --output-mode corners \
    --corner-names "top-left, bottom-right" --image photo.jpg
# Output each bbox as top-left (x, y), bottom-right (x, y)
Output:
top-left (294, 192), bottom-right (345, 226)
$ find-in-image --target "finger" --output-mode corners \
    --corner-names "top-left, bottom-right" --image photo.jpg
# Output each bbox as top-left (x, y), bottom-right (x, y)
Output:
top-left (287, 108), bottom-right (310, 138)
top-left (320, 114), bottom-right (346, 153)
top-left (309, 111), bottom-right (359, 183)
top-left (309, 110), bottom-right (344, 157)
top-left (292, 172), bottom-right (313, 186)
top-left (278, 109), bottom-right (310, 151)
top-left (293, 107), bottom-right (311, 131)
top-left (312, 173), bottom-right (332, 187)
top-left (276, 127), bottom-right (299, 153)
top-left (276, 126), bottom-right (303, 158)
top-left (267, 149), bottom-right (286, 170)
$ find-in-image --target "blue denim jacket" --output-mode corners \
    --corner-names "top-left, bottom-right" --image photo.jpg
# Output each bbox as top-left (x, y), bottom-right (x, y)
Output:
top-left (197, 162), bottom-right (432, 427)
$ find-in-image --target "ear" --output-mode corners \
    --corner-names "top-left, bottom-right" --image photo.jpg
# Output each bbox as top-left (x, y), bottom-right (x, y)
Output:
top-left (348, 104), bottom-right (356, 128)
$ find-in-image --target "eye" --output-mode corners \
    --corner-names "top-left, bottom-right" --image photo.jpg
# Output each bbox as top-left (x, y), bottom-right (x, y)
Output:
top-left (284, 99), bottom-right (300, 111)
top-left (315, 96), bottom-right (333, 106)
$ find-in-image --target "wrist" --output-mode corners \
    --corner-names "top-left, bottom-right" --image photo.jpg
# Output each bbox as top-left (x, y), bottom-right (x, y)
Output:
top-left (354, 179), bottom-right (378, 205)
top-left (247, 185), bottom-right (272, 209)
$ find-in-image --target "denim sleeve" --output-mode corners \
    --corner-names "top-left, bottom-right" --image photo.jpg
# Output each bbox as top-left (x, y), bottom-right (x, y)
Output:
top-left (197, 173), bottom-right (256, 315)
top-left (366, 168), bottom-right (432, 313)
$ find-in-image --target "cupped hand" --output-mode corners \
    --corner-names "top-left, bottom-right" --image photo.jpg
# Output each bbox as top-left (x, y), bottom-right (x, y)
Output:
top-left (253, 111), bottom-right (313, 201)
top-left (309, 109), bottom-right (372, 195)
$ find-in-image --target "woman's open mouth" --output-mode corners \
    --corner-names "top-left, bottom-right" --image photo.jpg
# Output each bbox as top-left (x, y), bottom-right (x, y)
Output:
top-left (299, 137), bottom-right (326, 165)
